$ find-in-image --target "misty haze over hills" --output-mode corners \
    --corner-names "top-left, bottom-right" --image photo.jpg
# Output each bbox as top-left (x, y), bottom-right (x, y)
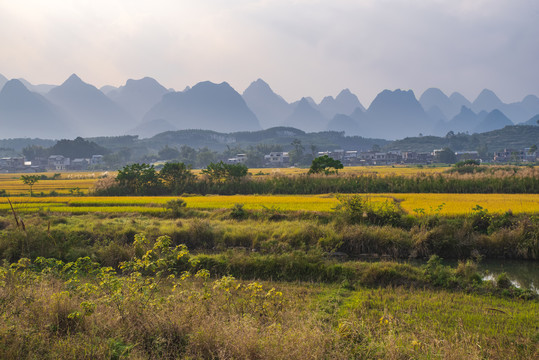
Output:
top-left (107, 77), bottom-right (170, 122)
top-left (0, 72), bottom-right (538, 141)
top-left (140, 81), bottom-right (261, 136)
top-left (0, 74), bottom-right (7, 90)
top-left (46, 74), bottom-right (134, 137)
top-left (0, 79), bottom-right (72, 139)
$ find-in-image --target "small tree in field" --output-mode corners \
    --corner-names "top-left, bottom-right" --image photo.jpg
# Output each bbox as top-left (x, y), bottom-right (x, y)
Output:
top-left (20, 175), bottom-right (40, 196)
top-left (308, 155), bottom-right (344, 175)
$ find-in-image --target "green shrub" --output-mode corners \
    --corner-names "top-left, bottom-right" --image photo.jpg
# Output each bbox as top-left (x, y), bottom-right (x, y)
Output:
top-left (336, 195), bottom-right (404, 227)
top-left (471, 205), bottom-right (491, 234)
top-left (496, 272), bottom-right (512, 289)
top-left (455, 259), bottom-right (482, 284)
top-left (423, 255), bottom-right (456, 287)
top-left (188, 219), bottom-right (215, 249)
top-left (165, 199), bottom-right (187, 218)
top-left (230, 203), bottom-right (247, 220)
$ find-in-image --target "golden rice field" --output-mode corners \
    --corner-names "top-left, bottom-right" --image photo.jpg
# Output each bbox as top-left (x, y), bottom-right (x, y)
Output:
top-left (1, 193), bottom-right (538, 215)
top-left (0, 172), bottom-right (110, 195)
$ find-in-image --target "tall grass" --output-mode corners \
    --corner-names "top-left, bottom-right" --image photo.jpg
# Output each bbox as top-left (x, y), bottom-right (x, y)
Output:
top-left (91, 166), bottom-right (539, 195)
top-left (1, 246), bottom-right (537, 359)
top-left (0, 211), bottom-right (537, 262)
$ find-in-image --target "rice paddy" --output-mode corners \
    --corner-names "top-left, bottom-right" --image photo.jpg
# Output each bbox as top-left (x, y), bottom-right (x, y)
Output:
top-left (1, 193), bottom-right (538, 215)
top-left (1, 167), bottom-right (538, 215)
top-left (0, 172), bottom-right (109, 195)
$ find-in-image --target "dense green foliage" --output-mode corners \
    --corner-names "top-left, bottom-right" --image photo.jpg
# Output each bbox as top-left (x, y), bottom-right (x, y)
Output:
top-left (308, 155), bottom-right (344, 175)
top-left (201, 161), bottom-right (248, 182)
top-left (435, 147), bottom-right (457, 164)
top-left (115, 163), bottom-right (162, 195)
top-left (159, 162), bottom-right (195, 194)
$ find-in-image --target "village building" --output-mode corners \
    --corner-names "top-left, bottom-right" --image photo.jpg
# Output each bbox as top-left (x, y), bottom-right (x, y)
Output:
top-left (494, 148), bottom-right (537, 162)
top-left (71, 158), bottom-right (91, 170)
top-left (91, 155), bottom-right (104, 165)
top-left (48, 155), bottom-right (71, 171)
top-left (264, 152), bottom-right (290, 167)
top-left (0, 157), bottom-right (25, 172)
top-left (226, 154), bottom-right (247, 165)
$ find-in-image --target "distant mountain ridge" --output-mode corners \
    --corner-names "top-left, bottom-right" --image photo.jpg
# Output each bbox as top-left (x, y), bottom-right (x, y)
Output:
top-left (0, 74), bottom-right (8, 91)
top-left (420, 88), bottom-right (459, 119)
top-left (284, 97), bottom-right (327, 132)
top-left (1, 73), bottom-right (539, 141)
top-left (142, 81), bottom-right (261, 135)
top-left (421, 88), bottom-right (539, 134)
top-left (18, 78), bottom-right (57, 94)
top-left (242, 79), bottom-right (292, 129)
top-left (107, 77), bottom-right (169, 122)
top-left (318, 89), bottom-right (365, 119)
top-left (362, 89), bottom-right (431, 139)
top-left (522, 114), bottom-right (539, 126)
top-left (0, 79), bottom-right (72, 139)
top-left (474, 109), bottom-right (513, 133)
top-left (47, 74), bottom-right (134, 137)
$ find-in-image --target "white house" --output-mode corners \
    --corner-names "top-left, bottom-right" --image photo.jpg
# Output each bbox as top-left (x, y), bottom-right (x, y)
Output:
top-left (48, 155), bottom-right (70, 171)
top-left (264, 152), bottom-right (290, 167)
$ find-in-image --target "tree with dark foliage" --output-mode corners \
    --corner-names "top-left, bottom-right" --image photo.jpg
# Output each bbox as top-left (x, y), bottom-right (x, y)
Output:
top-left (308, 155), bottom-right (344, 175)
top-left (116, 163), bottom-right (161, 195)
top-left (202, 161), bottom-right (248, 182)
top-left (159, 162), bottom-right (195, 194)
top-left (436, 148), bottom-right (457, 164)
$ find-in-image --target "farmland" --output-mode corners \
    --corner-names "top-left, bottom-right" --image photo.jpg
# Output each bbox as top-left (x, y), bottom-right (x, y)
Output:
top-left (1, 166), bottom-right (538, 359)
top-left (2, 193), bottom-right (539, 215)
top-left (0, 172), bottom-right (107, 195)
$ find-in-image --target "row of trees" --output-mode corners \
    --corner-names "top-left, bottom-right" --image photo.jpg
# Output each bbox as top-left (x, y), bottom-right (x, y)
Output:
top-left (102, 156), bottom-right (344, 196)
top-left (114, 161), bottom-right (249, 195)
top-left (97, 159), bottom-right (539, 196)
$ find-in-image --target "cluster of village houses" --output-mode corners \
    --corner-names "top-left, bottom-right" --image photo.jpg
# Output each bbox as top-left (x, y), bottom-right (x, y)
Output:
top-left (1, 147), bottom-right (537, 173)
top-left (229, 147), bottom-right (538, 167)
top-left (0, 155), bottom-right (104, 173)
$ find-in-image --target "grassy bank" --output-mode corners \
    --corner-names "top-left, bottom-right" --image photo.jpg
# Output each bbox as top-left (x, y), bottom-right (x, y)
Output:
top-left (1, 208), bottom-right (537, 264)
top-left (1, 243), bottom-right (537, 360)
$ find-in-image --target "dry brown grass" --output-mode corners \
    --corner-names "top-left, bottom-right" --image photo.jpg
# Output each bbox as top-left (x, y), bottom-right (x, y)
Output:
top-left (1, 269), bottom-right (537, 360)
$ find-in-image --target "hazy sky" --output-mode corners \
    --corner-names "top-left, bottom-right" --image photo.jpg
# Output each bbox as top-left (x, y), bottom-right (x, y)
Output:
top-left (1, 0), bottom-right (538, 105)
